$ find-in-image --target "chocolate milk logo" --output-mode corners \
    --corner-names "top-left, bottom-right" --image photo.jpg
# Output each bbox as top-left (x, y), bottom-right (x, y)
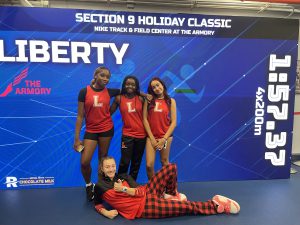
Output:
top-left (4, 176), bottom-right (55, 188)
top-left (0, 68), bottom-right (51, 97)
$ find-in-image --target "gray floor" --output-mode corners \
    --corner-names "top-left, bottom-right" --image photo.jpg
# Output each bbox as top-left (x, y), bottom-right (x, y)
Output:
top-left (1, 164), bottom-right (299, 225)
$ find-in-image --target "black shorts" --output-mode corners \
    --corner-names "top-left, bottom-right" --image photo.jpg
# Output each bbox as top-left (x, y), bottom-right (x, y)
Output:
top-left (84, 127), bottom-right (114, 140)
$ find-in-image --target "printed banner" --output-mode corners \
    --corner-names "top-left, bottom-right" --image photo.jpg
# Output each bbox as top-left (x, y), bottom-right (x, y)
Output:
top-left (0, 6), bottom-right (298, 189)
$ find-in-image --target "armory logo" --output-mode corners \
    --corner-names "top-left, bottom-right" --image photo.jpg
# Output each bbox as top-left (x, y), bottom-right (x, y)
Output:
top-left (4, 176), bottom-right (55, 188)
top-left (0, 67), bottom-right (51, 97)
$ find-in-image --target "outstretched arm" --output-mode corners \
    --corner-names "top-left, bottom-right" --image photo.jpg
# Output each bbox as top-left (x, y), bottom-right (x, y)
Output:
top-left (139, 91), bottom-right (152, 103)
top-left (156, 98), bottom-right (177, 150)
top-left (95, 205), bottom-right (118, 219)
top-left (110, 95), bottom-right (120, 115)
top-left (73, 101), bottom-right (84, 150)
top-left (94, 183), bottom-right (119, 219)
top-left (143, 101), bottom-right (158, 149)
top-left (164, 98), bottom-right (177, 139)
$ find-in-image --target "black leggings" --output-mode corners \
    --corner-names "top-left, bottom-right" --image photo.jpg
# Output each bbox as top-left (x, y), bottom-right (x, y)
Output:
top-left (118, 135), bottom-right (146, 180)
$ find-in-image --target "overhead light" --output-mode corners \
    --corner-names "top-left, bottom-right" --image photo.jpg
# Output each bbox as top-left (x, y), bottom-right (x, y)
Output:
top-left (127, 0), bottom-right (135, 9)
top-left (19, 0), bottom-right (33, 7)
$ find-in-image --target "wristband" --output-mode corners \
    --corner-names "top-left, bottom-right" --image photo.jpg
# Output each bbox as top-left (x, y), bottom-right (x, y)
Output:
top-left (95, 204), bottom-right (105, 214)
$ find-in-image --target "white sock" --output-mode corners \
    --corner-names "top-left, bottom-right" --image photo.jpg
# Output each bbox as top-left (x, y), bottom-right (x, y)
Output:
top-left (86, 182), bottom-right (92, 187)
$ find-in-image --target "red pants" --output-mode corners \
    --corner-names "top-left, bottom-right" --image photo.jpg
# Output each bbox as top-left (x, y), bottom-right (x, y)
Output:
top-left (141, 163), bottom-right (217, 218)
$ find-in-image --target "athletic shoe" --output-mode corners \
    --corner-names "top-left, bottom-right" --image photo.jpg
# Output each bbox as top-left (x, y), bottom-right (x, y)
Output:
top-left (86, 183), bottom-right (95, 201)
top-left (212, 195), bottom-right (240, 214)
top-left (164, 192), bottom-right (187, 201)
top-left (290, 168), bottom-right (297, 174)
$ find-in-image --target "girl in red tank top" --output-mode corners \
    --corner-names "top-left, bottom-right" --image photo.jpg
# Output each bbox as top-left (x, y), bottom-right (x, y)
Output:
top-left (73, 66), bottom-right (120, 201)
top-left (143, 77), bottom-right (177, 179)
top-left (110, 76), bottom-right (147, 181)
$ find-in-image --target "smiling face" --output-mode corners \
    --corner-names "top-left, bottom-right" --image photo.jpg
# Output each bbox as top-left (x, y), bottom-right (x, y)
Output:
top-left (150, 79), bottom-right (164, 97)
top-left (94, 68), bottom-right (111, 88)
top-left (124, 78), bottom-right (136, 94)
top-left (101, 158), bottom-right (116, 180)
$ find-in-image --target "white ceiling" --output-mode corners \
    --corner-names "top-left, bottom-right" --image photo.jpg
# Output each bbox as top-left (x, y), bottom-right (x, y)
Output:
top-left (1, 0), bottom-right (300, 18)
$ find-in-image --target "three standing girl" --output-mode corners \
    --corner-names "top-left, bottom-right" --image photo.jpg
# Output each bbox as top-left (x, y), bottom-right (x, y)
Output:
top-left (110, 76), bottom-right (147, 181)
top-left (73, 66), bottom-right (120, 201)
top-left (143, 77), bottom-right (177, 179)
top-left (74, 69), bottom-right (177, 200)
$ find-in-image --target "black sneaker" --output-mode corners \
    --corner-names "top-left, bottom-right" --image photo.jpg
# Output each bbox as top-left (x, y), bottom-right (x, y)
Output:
top-left (86, 183), bottom-right (95, 201)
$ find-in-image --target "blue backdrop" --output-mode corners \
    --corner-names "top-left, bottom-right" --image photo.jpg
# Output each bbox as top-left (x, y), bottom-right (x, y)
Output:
top-left (0, 6), bottom-right (298, 189)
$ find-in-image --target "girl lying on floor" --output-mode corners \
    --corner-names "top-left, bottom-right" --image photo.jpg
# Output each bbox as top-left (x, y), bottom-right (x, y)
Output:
top-left (94, 156), bottom-right (240, 220)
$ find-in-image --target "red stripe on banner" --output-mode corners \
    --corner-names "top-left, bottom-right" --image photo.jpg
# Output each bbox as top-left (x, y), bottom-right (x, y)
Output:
top-left (13, 73), bottom-right (26, 86)
top-left (0, 83), bottom-right (13, 97)
top-left (295, 112), bottom-right (300, 115)
top-left (13, 68), bottom-right (28, 86)
top-left (250, 0), bottom-right (300, 3)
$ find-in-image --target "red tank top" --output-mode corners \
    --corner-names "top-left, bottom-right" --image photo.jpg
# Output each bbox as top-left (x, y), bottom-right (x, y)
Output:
top-left (119, 95), bottom-right (146, 138)
top-left (84, 86), bottom-right (113, 133)
top-left (147, 99), bottom-right (170, 139)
